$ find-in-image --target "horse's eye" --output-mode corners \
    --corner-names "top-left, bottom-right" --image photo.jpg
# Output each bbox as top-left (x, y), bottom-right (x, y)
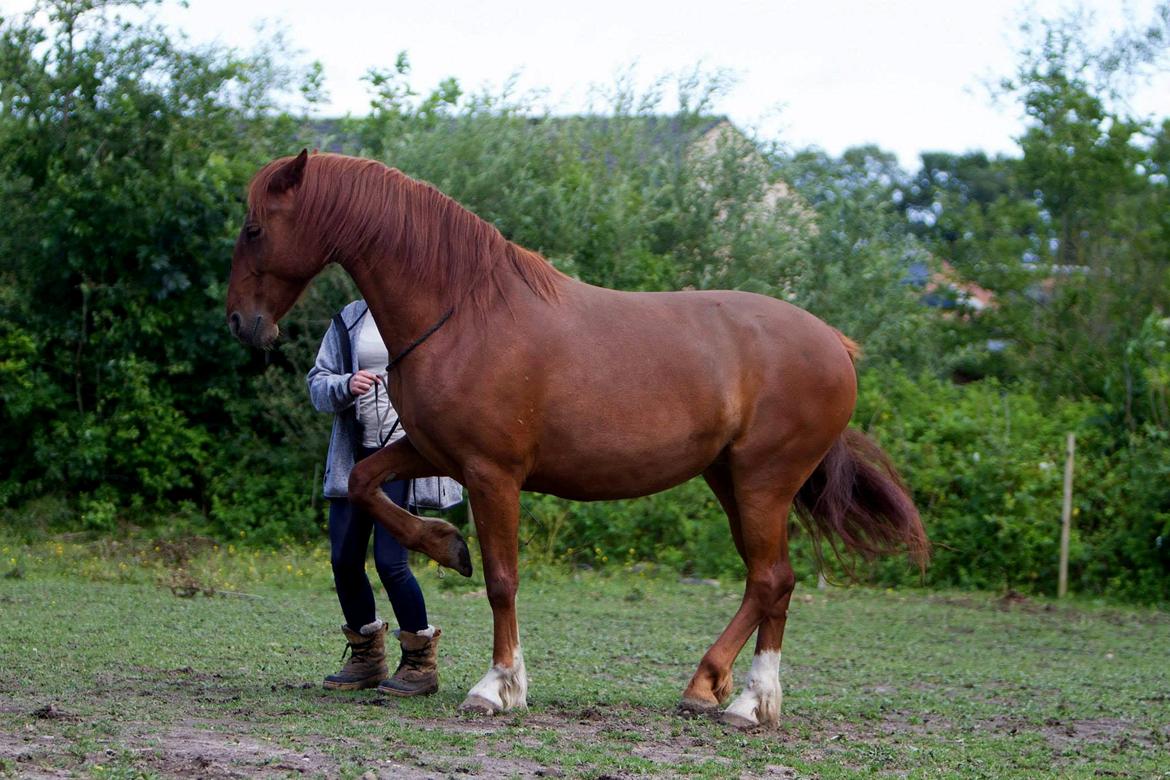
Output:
top-left (244, 223), bottom-right (263, 240)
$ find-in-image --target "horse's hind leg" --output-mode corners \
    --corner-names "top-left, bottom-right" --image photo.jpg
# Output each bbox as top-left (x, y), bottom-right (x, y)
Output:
top-left (720, 544), bottom-right (795, 729)
top-left (348, 437), bottom-right (472, 576)
top-left (680, 463), bottom-right (746, 711)
top-left (682, 464), bottom-right (799, 728)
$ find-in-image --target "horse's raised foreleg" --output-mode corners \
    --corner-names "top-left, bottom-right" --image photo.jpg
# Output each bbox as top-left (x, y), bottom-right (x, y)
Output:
top-left (458, 468), bottom-right (527, 715)
top-left (347, 437), bottom-right (472, 576)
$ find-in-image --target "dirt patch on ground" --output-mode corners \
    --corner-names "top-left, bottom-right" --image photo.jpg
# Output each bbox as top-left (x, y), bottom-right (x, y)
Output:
top-left (987, 714), bottom-right (1170, 751)
top-left (129, 725), bottom-right (327, 778)
top-left (0, 702), bottom-right (778, 779)
top-left (3, 698), bottom-right (1165, 779)
top-left (0, 728), bottom-right (75, 779)
top-left (0, 718), bottom-right (442, 779)
top-left (782, 706), bottom-right (1170, 756)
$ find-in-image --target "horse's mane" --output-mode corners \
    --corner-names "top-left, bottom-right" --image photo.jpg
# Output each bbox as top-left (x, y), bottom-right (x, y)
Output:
top-left (247, 153), bottom-right (563, 315)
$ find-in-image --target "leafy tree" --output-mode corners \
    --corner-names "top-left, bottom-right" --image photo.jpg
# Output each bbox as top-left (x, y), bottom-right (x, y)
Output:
top-left (783, 145), bottom-right (942, 369)
top-left (905, 6), bottom-right (1170, 403)
top-left (0, 1), bottom-right (309, 516)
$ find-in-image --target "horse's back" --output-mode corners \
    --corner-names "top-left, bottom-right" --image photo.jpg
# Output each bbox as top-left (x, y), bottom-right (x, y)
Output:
top-left (560, 285), bottom-right (855, 407)
top-left (517, 283), bottom-right (857, 499)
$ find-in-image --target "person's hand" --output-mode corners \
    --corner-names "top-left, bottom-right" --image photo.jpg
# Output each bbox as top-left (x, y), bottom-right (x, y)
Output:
top-left (348, 370), bottom-right (380, 396)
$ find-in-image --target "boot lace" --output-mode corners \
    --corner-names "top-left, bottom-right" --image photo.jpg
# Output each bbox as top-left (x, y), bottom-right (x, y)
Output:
top-left (397, 644), bottom-right (428, 673)
top-left (340, 636), bottom-right (374, 663)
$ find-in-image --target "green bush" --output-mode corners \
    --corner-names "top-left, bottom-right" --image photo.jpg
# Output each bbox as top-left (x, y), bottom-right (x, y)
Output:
top-left (856, 370), bottom-right (1169, 602)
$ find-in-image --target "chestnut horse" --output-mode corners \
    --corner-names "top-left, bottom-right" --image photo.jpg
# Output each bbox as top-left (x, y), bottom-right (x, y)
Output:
top-left (226, 150), bottom-right (928, 727)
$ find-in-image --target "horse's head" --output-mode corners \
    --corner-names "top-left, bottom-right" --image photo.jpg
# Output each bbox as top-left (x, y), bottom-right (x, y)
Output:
top-left (226, 150), bottom-right (324, 349)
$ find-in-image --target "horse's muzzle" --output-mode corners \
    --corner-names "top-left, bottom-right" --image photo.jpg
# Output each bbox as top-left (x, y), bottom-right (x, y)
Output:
top-left (227, 310), bottom-right (275, 349)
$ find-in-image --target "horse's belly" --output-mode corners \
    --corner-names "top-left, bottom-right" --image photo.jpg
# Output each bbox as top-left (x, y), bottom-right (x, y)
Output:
top-left (524, 450), bottom-right (718, 500)
top-left (523, 397), bottom-right (731, 500)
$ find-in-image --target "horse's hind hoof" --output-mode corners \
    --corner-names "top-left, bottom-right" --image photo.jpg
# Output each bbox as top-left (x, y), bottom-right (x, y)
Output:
top-left (678, 698), bottom-right (719, 718)
top-left (458, 695), bottom-right (501, 716)
top-left (450, 534), bottom-right (473, 577)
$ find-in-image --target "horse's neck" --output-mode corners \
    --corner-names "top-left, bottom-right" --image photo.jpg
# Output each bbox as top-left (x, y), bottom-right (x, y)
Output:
top-left (342, 236), bottom-right (562, 355)
top-left (343, 257), bottom-right (449, 356)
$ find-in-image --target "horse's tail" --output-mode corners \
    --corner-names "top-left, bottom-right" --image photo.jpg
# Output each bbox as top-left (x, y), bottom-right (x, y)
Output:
top-left (834, 328), bottom-right (862, 364)
top-left (793, 428), bottom-right (930, 576)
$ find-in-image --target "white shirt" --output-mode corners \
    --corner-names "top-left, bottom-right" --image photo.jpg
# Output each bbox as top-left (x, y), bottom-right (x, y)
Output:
top-left (354, 313), bottom-right (405, 448)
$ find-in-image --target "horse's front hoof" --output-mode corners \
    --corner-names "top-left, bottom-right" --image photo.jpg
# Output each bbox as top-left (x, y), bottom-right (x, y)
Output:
top-left (458, 694), bottom-right (502, 716)
top-left (450, 534), bottom-right (473, 577)
top-left (423, 519), bottom-right (473, 576)
top-left (678, 697), bottom-right (719, 718)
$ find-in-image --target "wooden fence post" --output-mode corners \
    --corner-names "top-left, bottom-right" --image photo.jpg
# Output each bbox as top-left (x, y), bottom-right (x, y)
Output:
top-left (1058, 433), bottom-right (1075, 598)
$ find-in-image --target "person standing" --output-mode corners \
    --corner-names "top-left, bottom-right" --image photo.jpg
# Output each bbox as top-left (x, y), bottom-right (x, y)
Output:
top-left (307, 299), bottom-right (441, 696)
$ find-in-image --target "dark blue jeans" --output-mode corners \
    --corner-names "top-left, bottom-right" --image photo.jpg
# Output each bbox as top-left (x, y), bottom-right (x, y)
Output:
top-left (328, 448), bottom-right (428, 632)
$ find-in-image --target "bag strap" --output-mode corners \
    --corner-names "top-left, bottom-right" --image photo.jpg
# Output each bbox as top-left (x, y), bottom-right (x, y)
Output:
top-left (333, 312), bottom-right (353, 373)
top-left (333, 310), bottom-right (362, 463)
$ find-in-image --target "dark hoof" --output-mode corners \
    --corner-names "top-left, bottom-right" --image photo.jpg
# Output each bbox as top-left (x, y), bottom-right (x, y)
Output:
top-left (450, 534), bottom-right (473, 577)
top-left (678, 697), bottom-right (719, 718)
top-left (458, 694), bottom-right (501, 715)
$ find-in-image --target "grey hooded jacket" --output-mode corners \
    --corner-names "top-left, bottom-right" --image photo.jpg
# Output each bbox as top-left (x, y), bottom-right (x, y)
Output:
top-left (307, 300), bottom-right (372, 498)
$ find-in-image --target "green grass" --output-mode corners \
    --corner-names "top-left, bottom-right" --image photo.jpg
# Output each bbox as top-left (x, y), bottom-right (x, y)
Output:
top-left (0, 537), bottom-right (1168, 778)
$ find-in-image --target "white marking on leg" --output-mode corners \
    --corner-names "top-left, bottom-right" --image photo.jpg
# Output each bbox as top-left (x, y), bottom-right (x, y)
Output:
top-left (466, 646), bottom-right (528, 711)
top-left (723, 650), bottom-right (782, 726)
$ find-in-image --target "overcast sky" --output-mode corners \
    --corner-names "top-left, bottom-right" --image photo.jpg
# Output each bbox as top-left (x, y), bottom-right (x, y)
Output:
top-left (3, 0), bottom-right (1167, 168)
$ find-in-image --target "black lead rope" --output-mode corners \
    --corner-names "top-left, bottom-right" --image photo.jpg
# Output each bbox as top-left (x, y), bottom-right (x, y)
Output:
top-left (385, 307), bottom-right (455, 374)
top-left (374, 306), bottom-right (455, 449)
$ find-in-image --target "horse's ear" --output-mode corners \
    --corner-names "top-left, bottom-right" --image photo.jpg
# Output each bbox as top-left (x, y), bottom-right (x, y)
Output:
top-left (268, 149), bottom-right (309, 195)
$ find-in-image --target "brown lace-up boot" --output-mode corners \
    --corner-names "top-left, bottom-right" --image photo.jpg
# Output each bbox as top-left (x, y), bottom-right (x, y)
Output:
top-left (322, 620), bottom-right (389, 690)
top-left (377, 625), bottom-right (441, 697)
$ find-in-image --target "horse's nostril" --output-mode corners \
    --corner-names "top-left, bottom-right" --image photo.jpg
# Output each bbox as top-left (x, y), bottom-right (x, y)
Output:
top-left (228, 311), bottom-right (243, 336)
